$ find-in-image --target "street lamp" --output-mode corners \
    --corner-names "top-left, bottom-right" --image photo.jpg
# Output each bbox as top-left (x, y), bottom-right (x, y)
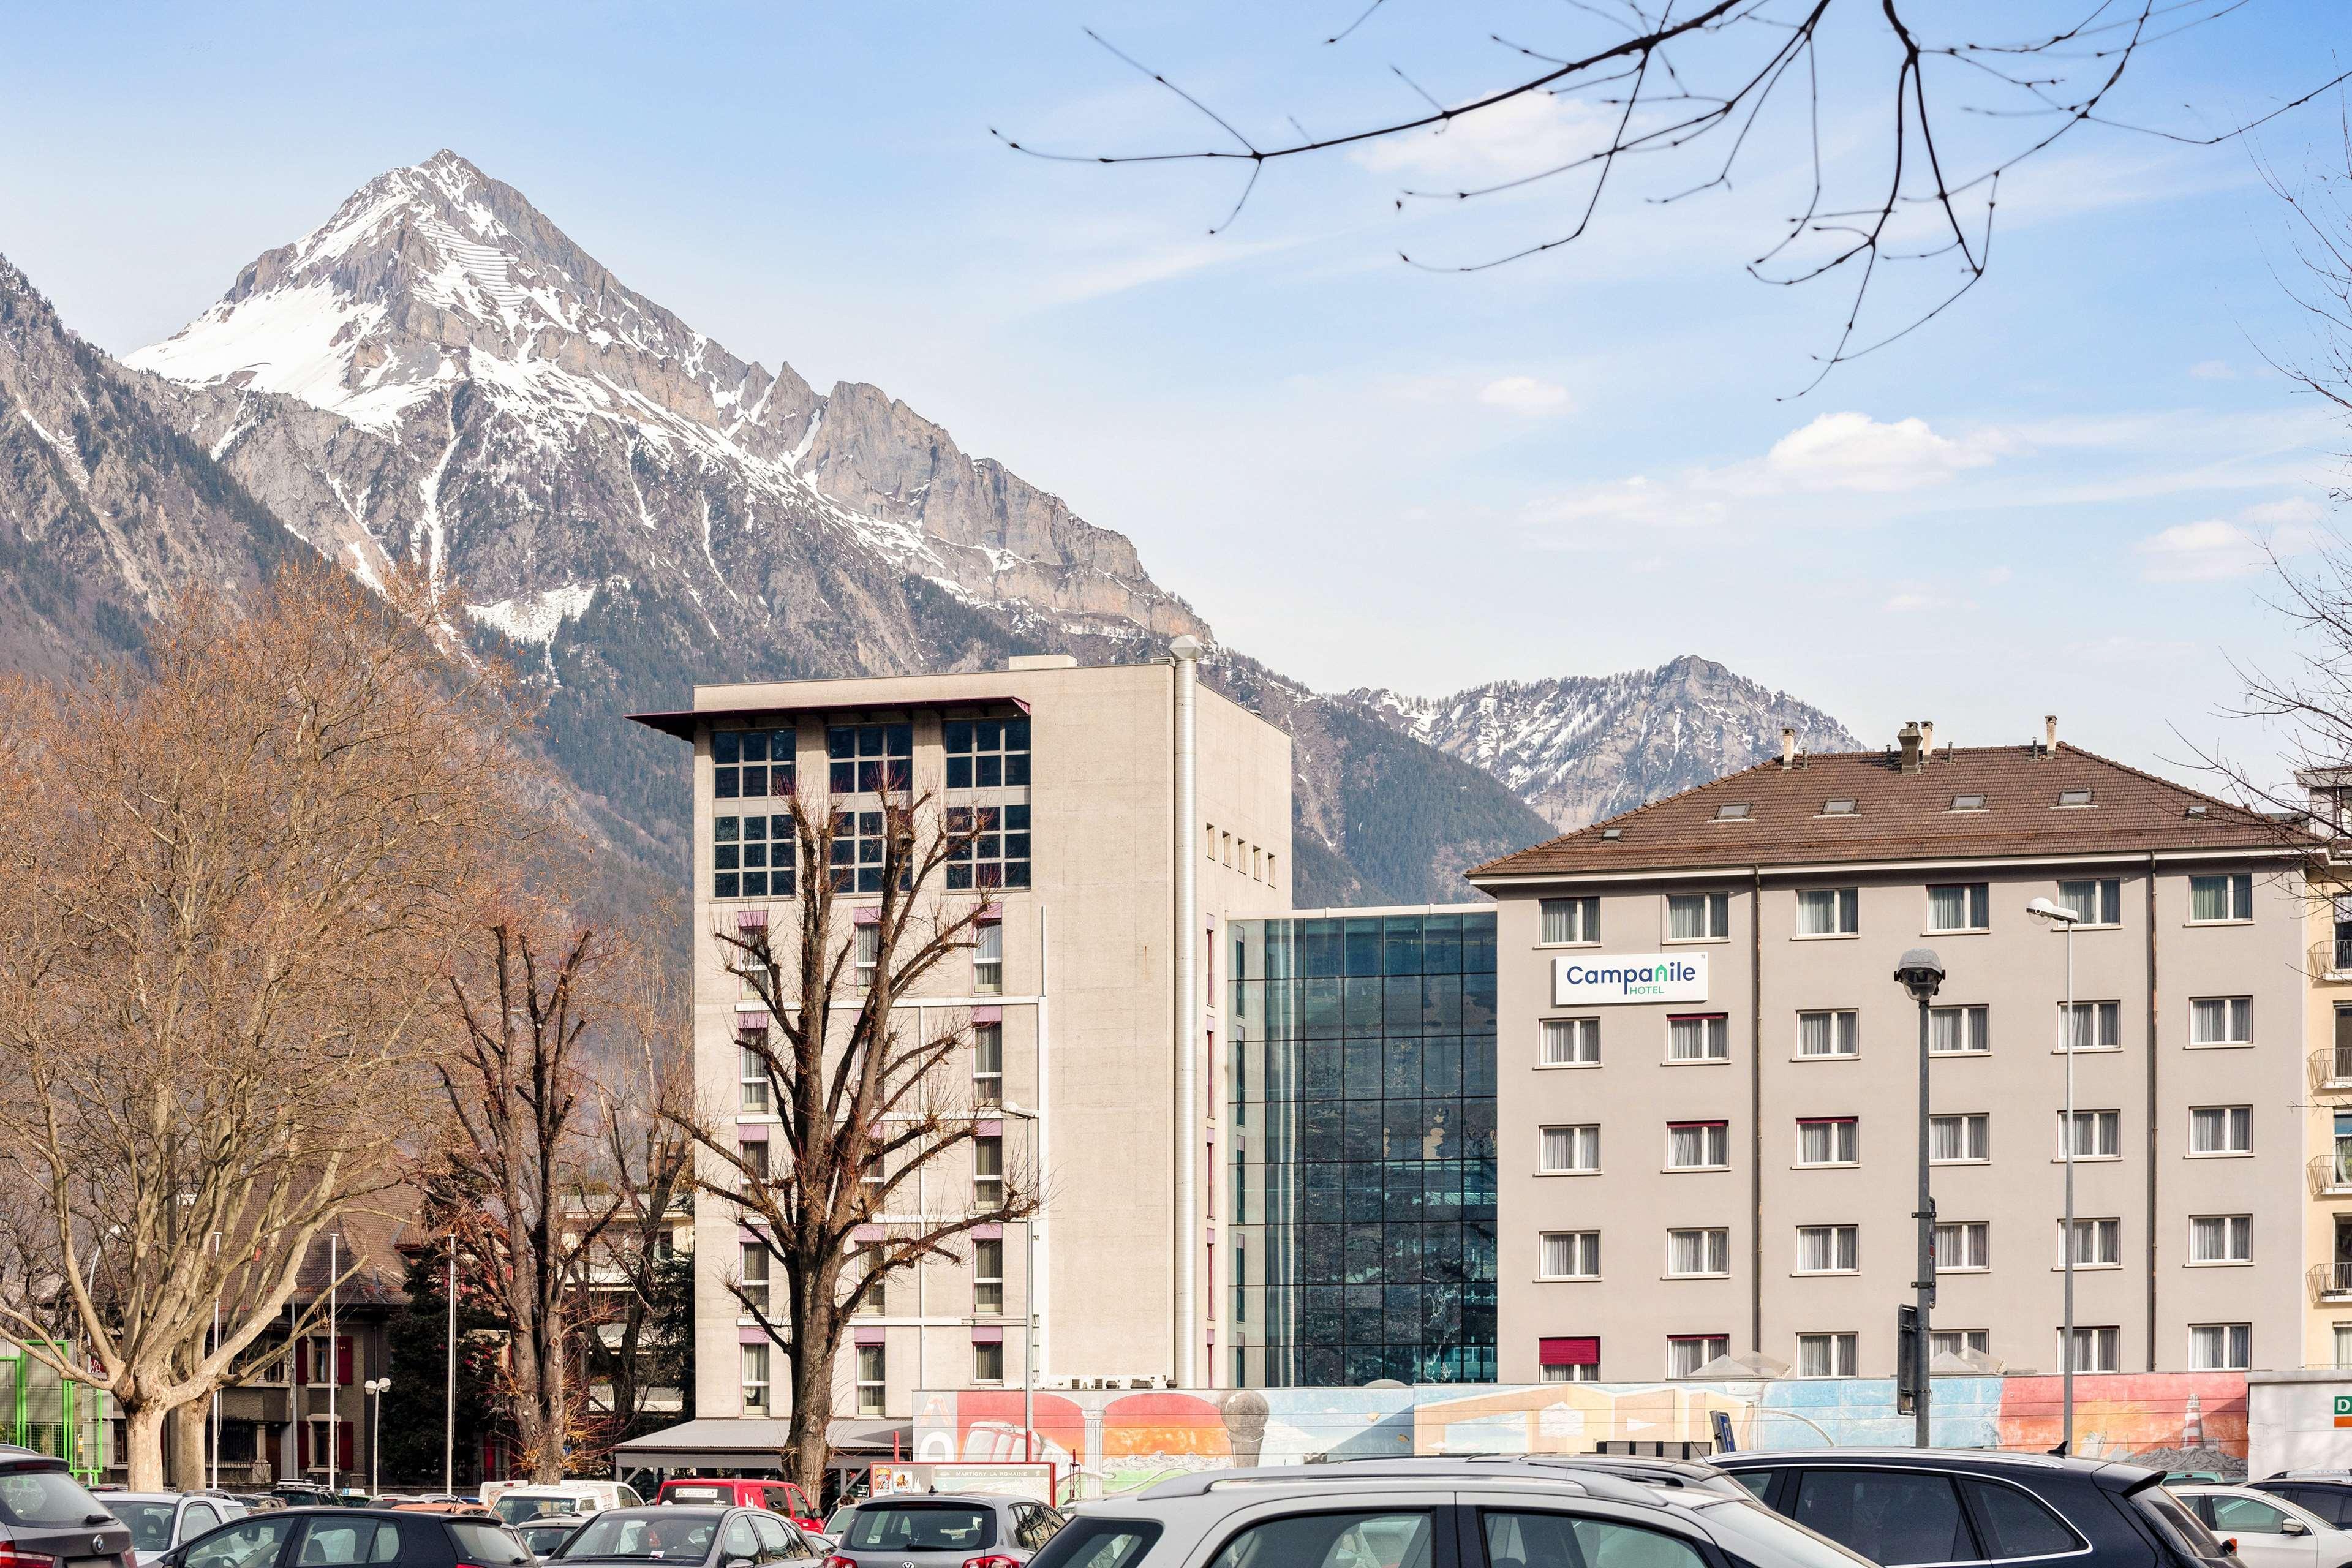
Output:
top-left (2027, 894), bottom-right (2084, 1456)
top-left (995, 1104), bottom-right (1044, 1465)
top-left (1894, 948), bottom-right (1946, 1450)
top-left (363, 1378), bottom-right (391, 1496)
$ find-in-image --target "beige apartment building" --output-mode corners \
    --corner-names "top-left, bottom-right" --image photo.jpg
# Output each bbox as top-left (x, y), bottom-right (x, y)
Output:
top-left (633, 649), bottom-right (1290, 1429)
top-left (2298, 771), bottom-right (2352, 1369)
top-left (1470, 721), bottom-right (2312, 1387)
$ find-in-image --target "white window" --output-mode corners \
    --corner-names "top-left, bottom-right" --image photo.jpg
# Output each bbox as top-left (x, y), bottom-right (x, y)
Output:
top-left (1797, 889), bottom-right (1860, 937)
top-left (2060, 1109), bottom-right (2122, 1159)
top-left (974, 1134), bottom-right (1004, 1207)
top-left (2335, 1324), bottom-right (2352, 1370)
top-left (739, 1243), bottom-right (769, 1314)
top-left (2190, 997), bottom-right (2253, 1046)
top-left (1669, 1015), bottom-right (1730, 1061)
top-left (1928, 883), bottom-right (1990, 932)
top-left (2190, 873), bottom-right (2253, 922)
top-left (1540, 1125), bottom-right (1602, 1174)
top-left (1668, 1121), bottom-right (1730, 1169)
top-left (1929, 1005), bottom-right (1990, 1055)
top-left (2190, 1106), bottom-right (2252, 1155)
top-left (1668, 892), bottom-right (1730, 941)
top-left (1797, 1118), bottom-right (1858, 1166)
top-left (2056, 788), bottom-right (2095, 809)
top-left (1950, 793), bottom-right (1987, 812)
top-left (2190, 1215), bottom-right (2252, 1264)
top-left (1934, 1221), bottom-right (1991, 1270)
top-left (973, 1022), bottom-right (1003, 1103)
top-left (2189, 1324), bottom-right (2251, 1370)
top-left (854, 923), bottom-right (881, 984)
top-left (1931, 1114), bottom-right (1990, 1164)
top-left (2066, 1326), bottom-right (2120, 1373)
top-left (739, 1044), bottom-right (771, 1112)
top-left (1541, 1018), bottom-right (1600, 1066)
top-left (1668, 1335), bottom-right (1728, 1377)
top-left (1798, 1332), bottom-right (1858, 1378)
top-left (2057, 878), bottom-right (2122, 924)
top-left (1796, 1225), bottom-right (1860, 1274)
top-left (2062, 1001), bottom-right (2122, 1052)
top-left (856, 1344), bottom-right (886, 1415)
top-left (973, 1238), bottom-right (1004, 1314)
top-left (1540, 1231), bottom-right (1601, 1279)
top-left (1798, 1010), bottom-right (1860, 1058)
top-left (1668, 1230), bottom-right (1730, 1277)
top-left (2062, 1218), bottom-right (2122, 1267)
top-left (1542, 897), bottom-right (1600, 944)
top-left (973, 921), bottom-right (1003, 995)
top-left (974, 1340), bottom-right (1005, 1382)
top-left (1714, 802), bottom-right (1752, 821)
top-left (740, 1342), bottom-right (772, 1414)
top-left (1931, 1329), bottom-right (1989, 1359)
top-left (1540, 1361), bottom-right (1600, 1384)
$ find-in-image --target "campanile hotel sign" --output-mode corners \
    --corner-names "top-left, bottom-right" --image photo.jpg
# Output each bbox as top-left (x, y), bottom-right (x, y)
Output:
top-left (1551, 952), bottom-right (1709, 1007)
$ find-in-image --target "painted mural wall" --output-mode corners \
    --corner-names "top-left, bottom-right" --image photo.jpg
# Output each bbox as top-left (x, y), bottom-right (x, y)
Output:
top-left (912, 1375), bottom-right (2247, 1502)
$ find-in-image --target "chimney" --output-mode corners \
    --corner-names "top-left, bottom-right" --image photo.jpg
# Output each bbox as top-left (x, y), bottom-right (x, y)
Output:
top-left (1920, 720), bottom-right (1936, 758)
top-left (1781, 727), bottom-right (1796, 769)
top-left (1898, 722), bottom-right (1924, 775)
top-left (2045, 714), bottom-right (2059, 756)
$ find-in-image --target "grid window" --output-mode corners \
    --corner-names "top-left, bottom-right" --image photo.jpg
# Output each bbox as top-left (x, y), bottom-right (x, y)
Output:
top-left (1540, 1361), bottom-right (1600, 1383)
top-left (1669, 1015), bottom-right (1730, 1061)
top-left (713, 728), bottom-right (796, 801)
top-left (974, 1136), bottom-right (1004, 1207)
top-left (739, 1044), bottom-right (770, 1113)
top-left (1540, 1018), bottom-right (1600, 1066)
top-left (2190, 997), bottom-right (2253, 1046)
top-left (946, 804), bottom-right (1033, 891)
top-left (2060, 1110), bottom-right (2122, 1159)
top-left (1798, 1010), bottom-right (1859, 1058)
top-left (739, 1244), bottom-right (769, 1315)
top-left (2190, 873), bottom-right (2253, 922)
top-left (714, 812), bottom-right (795, 900)
top-left (1931, 1329), bottom-right (1989, 1359)
top-left (1934, 1221), bottom-right (1990, 1270)
top-left (974, 1238), bottom-right (1005, 1314)
top-left (2189, 1324), bottom-right (2250, 1370)
top-left (1796, 1225), bottom-right (1860, 1274)
top-left (973, 1340), bottom-right (1005, 1382)
top-left (1668, 1121), bottom-right (1730, 1169)
top-left (2190, 1106), bottom-right (2252, 1155)
top-left (1931, 1114), bottom-right (1989, 1163)
top-left (2062, 1218), bottom-right (2123, 1267)
top-left (2063, 1001), bottom-right (2122, 1052)
top-left (1542, 897), bottom-right (1600, 944)
top-left (827, 723), bottom-right (913, 796)
top-left (1539, 1232), bottom-right (1600, 1280)
top-left (854, 924), bottom-right (881, 984)
top-left (974, 1022), bottom-right (1003, 1102)
top-left (856, 1345), bottom-right (885, 1415)
top-left (1797, 889), bottom-right (1860, 937)
top-left (1668, 893), bottom-right (1730, 941)
top-left (2066, 1327), bottom-right (2120, 1373)
top-left (973, 921), bottom-right (1003, 994)
top-left (1928, 883), bottom-right (1991, 932)
top-left (943, 717), bottom-right (1031, 790)
top-left (1540, 1125), bottom-right (1601, 1174)
top-left (1797, 1118), bottom-right (1858, 1166)
top-left (1798, 1332), bottom-right (1858, 1378)
top-left (1668, 1229), bottom-right (1730, 1277)
top-left (829, 810), bottom-right (907, 894)
top-left (2057, 878), bottom-right (2122, 924)
top-left (1667, 1335), bottom-right (1728, 1378)
top-left (2190, 1215), bottom-right (2252, 1264)
top-left (1929, 1005), bottom-right (1990, 1055)
top-left (740, 1343), bottom-right (771, 1415)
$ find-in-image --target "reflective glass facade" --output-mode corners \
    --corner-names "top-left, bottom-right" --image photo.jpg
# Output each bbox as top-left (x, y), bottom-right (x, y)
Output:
top-left (1226, 910), bottom-right (1498, 1385)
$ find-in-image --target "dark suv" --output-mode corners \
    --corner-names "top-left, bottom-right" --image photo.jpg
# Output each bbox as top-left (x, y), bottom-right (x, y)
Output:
top-left (1716, 1450), bottom-right (2234, 1568)
top-left (160, 1509), bottom-right (529, 1568)
top-left (0, 1448), bottom-right (135, 1568)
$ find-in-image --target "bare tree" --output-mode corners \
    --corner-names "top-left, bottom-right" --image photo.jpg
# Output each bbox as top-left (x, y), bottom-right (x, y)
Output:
top-left (678, 785), bottom-right (1038, 1495)
top-left (0, 560), bottom-right (529, 1488)
top-left (1008, 2), bottom-right (2348, 388)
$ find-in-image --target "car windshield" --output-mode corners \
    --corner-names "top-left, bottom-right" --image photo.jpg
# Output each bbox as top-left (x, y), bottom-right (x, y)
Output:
top-left (2138, 1490), bottom-right (2226, 1559)
top-left (0, 1468), bottom-right (108, 1528)
top-left (1686, 1495), bottom-right (1879, 1568)
top-left (110, 1502), bottom-right (181, 1551)
top-left (500, 1498), bottom-right (587, 1523)
top-left (450, 1523), bottom-right (529, 1566)
top-left (845, 1507), bottom-right (995, 1553)
top-left (560, 1513), bottom-right (717, 1561)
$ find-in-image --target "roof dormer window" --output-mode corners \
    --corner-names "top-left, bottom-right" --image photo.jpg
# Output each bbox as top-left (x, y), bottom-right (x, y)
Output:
top-left (1822, 798), bottom-right (1857, 816)
top-left (1950, 793), bottom-right (1986, 812)
top-left (1714, 803), bottom-right (1752, 821)
top-left (2056, 788), bottom-right (2094, 808)
top-left (1600, 827), bottom-right (1623, 840)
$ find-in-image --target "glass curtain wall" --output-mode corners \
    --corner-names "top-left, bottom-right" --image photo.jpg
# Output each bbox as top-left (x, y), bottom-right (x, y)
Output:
top-left (1228, 911), bottom-right (1498, 1385)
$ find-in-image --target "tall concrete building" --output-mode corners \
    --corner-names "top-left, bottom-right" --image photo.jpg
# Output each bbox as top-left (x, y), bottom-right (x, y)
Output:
top-left (1469, 721), bottom-right (2312, 1385)
top-left (633, 650), bottom-right (1290, 1430)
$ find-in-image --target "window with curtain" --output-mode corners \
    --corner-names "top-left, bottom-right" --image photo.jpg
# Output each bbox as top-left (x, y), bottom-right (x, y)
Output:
top-left (2057, 878), bottom-right (2121, 924)
top-left (1541, 897), bottom-right (1600, 943)
top-left (2190, 1106), bottom-right (2253, 1155)
top-left (1797, 1118), bottom-right (1858, 1165)
top-left (856, 1346), bottom-right (886, 1415)
top-left (973, 921), bottom-right (1003, 994)
top-left (2062, 1218), bottom-right (2122, 1266)
top-left (1667, 1121), bottom-right (1730, 1168)
top-left (2063, 1000), bottom-right (2122, 1051)
top-left (739, 1045), bottom-right (770, 1112)
top-left (973, 1022), bottom-right (1003, 1102)
top-left (1929, 1005), bottom-right (1990, 1054)
top-left (973, 1136), bottom-right (1004, 1207)
top-left (854, 924), bottom-right (881, 985)
top-left (1930, 1114), bottom-right (1989, 1163)
top-left (1668, 1015), bottom-right (1729, 1061)
top-left (1796, 1225), bottom-right (1859, 1273)
top-left (974, 1238), bottom-right (1004, 1313)
top-left (1796, 889), bottom-right (1860, 936)
top-left (1934, 1221), bottom-right (1990, 1270)
top-left (1667, 893), bottom-right (1730, 940)
top-left (1668, 1229), bottom-right (1729, 1276)
top-left (1926, 883), bottom-right (1990, 931)
top-left (2190, 873), bottom-right (2253, 922)
top-left (1798, 1332), bottom-right (1858, 1378)
top-left (2190, 997), bottom-right (2252, 1045)
top-left (2066, 1326), bottom-right (2120, 1372)
top-left (2060, 1109), bottom-right (2121, 1158)
top-left (1931, 1329), bottom-right (1989, 1358)
top-left (1540, 1125), bottom-right (1601, 1173)
top-left (1667, 1335), bottom-right (1728, 1377)
top-left (741, 1343), bottom-right (771, 1415)
top-left (1541, 1017), bottom-right (1600, 1066)
top-left (739, 1243), bottom-right (769, 1314)
top-left (1539, 1232), bottom-right (1600, 1278)
top-left (2188, 1324), bottom-right (2250, 1370)
top-left (974, 1341), bottom-right (1005, 1382)
top-left (1797, 1010), bottom-right (1859, 1057)
top-left (2190, 1215), bottom-right (2252, 1264)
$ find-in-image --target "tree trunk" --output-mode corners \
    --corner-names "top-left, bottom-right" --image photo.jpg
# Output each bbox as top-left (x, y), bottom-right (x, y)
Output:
top-left (167, 1401), bottom-right (208, 1490)
top-left (786, 1280), bottom-right (837, 1499)
top-left (123, 1400), bottom-right (167, 1491)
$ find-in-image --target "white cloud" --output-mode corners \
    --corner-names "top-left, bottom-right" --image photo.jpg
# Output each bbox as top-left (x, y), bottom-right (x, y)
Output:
top-left (1350, 93), bottom-right (1621, 187)
top-left (2241, 496), bottom-right (2324, 526)
top-left (2190, 360), bottom-right (2237, 381)
top-left (1526, 474), bottom-right (1726, 533)
top-left (1761, 412), bottom-right (2002, 493)
top-left (2134, 520), bottom-right (2268, 582)
top-left (1478, 374), bottom-right (1572, 415)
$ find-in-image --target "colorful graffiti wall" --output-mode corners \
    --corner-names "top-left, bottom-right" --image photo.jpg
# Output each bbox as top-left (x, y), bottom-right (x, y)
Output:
top-left (912, 1374), bottom-right (2247, 1502)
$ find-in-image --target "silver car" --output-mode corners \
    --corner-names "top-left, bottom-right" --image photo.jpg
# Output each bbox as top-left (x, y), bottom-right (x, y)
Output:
top-left (104, 1493), bottom-right (249, 1565)
top-left (829, 1496), bottom-right (1067, 1568)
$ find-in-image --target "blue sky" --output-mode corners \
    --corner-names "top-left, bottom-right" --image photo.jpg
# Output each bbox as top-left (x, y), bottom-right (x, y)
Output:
top-left (4, 1), bottom-right (2348, 780)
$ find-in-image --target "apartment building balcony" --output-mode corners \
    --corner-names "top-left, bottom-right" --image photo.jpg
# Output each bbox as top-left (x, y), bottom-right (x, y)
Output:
top-left (2312, 1155), bottom-right (2352, 1198)
top-left (2309, 1262), bottom-right (2352, 1302)
top-left (2310, 1046), bottom-right (2352, 1094)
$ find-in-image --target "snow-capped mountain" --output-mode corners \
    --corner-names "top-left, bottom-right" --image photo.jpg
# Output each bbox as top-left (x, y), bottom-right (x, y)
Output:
top-left (1355, 657), bottom-right (1861, 830)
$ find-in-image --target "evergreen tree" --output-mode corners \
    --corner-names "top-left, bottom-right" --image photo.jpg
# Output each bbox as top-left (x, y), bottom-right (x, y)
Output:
top-left (380, 1240), bottom-right (503, 1490)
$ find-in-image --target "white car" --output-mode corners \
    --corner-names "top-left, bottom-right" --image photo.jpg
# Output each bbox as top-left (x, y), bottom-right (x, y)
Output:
top-left (483, 1482), bottom-right (646, 1526)
top-left (2173, 1486), bottom-right (2352, 1568)
top-left (102, 1493), bottom-right (248, 1566)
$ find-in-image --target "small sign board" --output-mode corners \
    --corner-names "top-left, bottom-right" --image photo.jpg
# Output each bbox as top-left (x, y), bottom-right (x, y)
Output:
top-left (2332, 1393), bottom-right (2352, 1428)
top-left (1553, 952), bottom-right (1709, 1008)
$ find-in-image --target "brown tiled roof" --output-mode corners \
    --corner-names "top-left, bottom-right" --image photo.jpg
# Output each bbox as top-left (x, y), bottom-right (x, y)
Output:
top-left (1468, 742), bottom-right (2312, 880)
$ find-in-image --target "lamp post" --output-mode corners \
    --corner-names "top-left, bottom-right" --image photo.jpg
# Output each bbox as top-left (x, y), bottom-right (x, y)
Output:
top-left (444, 1249), bottom-right (456, 1496)
top-left (997, 1104), bottom-right (1044, 1464)
top-left (209, 1231), bottom-right (221, 1491)
top-left (363, 1378), bottom-right (391, 1496)
top-left (1894, 948), bottom-right (1946, 1450)
top-left (2028, 895), bottom-right (2084, 1456)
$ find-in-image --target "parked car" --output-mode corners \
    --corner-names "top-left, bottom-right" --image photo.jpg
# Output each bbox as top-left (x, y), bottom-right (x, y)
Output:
top-left (265, 1487), bottom-right (329, 1510)
top-left (159, 1507), bottom-right (530, 1568)
top-left (1714, 1450), bottom-right (2234, 1568)
top-left (2253, 1482), bottom-right (2352, 1529)
top-left (104, 1493), bottom-right (249, 1564)
top-left (826, 1494), bottom-right (1068, 1568)
top-left (0, 1450), bottom-right (137, 1568)
top-left (511, 1519), bottom-right (583, 1559)
top-left (654, 1482), bottom-right (822, 1535)
top-left (550, 1506), bottom-right (817, 1566)
top-left (1020, 1463), bottom-right (1871, 1568)
top-left (486, 1487), bottom-right (646, 1527)
top-left (2171, 1486), bottom-right (2352, 1568)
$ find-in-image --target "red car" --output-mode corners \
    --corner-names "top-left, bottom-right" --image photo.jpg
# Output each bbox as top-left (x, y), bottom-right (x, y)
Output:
top-left (653, 1480), bottom-right (823, 1535)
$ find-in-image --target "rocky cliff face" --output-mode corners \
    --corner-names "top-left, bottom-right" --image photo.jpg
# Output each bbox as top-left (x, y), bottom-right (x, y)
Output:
top-left (1355, 656), bottom-right (1861, 831)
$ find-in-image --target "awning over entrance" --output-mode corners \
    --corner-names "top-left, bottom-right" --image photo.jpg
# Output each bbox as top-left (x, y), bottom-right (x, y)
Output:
top-left (614, 1417), bottom-right (914, 1470)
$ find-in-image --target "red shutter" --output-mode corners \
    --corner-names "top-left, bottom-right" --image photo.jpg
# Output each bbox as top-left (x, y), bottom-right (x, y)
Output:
top-left (297, 1421), bottom-right (310, 1470)
top-left (337, 1421), bottom-right (354, 1471)
top-left (1539, 1336), bottom-right (1600, 1367)
top-left (293, 1340), bottom-right (308, 1385)
top-left (336, 1336), bottom-right (353, 1385)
